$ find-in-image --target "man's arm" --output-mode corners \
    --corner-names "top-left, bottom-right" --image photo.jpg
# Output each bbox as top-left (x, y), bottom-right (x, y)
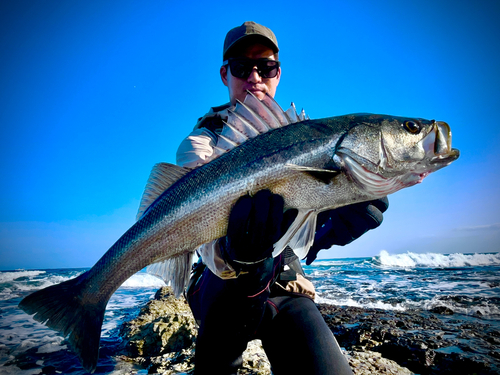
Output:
top-left (176, 128), bottom-right (217, 169)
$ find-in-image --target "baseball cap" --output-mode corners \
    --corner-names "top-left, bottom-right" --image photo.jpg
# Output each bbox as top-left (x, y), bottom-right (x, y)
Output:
top-left (223, 21), bottom-right (279, 60)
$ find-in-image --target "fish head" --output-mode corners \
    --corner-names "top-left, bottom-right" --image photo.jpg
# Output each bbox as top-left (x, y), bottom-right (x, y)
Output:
top-left (336, 114), bottom-right (460, 197)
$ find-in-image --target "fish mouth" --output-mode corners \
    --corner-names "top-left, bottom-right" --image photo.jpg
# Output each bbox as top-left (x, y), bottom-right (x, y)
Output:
top-left (339, 120), bottom-right (460, 198)
top-left (421, 121), bottom-right (460, 167)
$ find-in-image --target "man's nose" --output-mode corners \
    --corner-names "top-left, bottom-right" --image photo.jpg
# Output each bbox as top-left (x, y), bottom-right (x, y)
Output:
top-left (247, 68), bottom-right (262, 83)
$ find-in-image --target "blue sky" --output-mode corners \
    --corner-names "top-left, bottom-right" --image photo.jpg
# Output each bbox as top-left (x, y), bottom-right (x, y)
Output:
top-left (1, 0), bottom-right (499, 270)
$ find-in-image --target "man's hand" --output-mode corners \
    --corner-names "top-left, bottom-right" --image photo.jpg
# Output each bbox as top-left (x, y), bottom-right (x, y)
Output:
top-left (305, 197), bottom-right (389, 265)
top-left (221, 191), bottom-right (389, 269)
top-left (220, 190), bottom-right (295, 270)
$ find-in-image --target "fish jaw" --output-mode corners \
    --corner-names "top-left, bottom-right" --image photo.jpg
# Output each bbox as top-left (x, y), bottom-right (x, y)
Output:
top-left (338, 118), bottom-right (459, 197)
top-left (418, 121), bottom-right (459, 163)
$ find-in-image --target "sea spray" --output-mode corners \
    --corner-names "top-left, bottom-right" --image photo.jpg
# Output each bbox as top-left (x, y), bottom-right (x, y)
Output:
top-left (377, 250), bottom-right (500, 268)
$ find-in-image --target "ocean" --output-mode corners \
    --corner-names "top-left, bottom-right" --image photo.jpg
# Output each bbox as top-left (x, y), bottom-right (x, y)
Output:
top-left (1, 250), bottom-right (499, 374)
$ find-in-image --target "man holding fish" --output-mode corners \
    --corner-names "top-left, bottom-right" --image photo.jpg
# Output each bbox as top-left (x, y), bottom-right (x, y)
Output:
top-left (177, 21), bottom-right (388, 375)
top-left (20, 18), bottom-right (459, 374)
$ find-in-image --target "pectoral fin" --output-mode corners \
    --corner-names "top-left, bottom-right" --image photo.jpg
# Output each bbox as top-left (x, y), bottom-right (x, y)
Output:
top-left (285, 163), bottom-right (341, 184)
top-left (273, 209), bottom-right (318, 260)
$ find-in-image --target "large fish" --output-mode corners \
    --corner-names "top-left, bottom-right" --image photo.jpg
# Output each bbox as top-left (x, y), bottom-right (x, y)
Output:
top-left (19, 92), bottom-right (459, 373)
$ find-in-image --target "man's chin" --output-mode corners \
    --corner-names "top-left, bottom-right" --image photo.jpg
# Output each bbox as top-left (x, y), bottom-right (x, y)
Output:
top-left (247, 89), bottom-right (266, 100)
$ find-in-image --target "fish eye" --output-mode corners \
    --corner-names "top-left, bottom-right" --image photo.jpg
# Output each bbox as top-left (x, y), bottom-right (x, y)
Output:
top-left (403, 120), bottom-right (421, 134)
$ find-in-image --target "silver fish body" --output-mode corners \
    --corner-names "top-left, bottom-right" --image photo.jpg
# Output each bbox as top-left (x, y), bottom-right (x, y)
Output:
top-left (18, 94), bottom-right (459, 373)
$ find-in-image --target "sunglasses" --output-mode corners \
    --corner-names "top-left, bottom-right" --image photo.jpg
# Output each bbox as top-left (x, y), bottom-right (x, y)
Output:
top-left (223, 58), bottom-right (281, 79)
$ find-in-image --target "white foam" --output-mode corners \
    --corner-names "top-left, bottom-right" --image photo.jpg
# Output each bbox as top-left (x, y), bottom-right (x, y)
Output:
top-left (36, 338), bottom-right (67, 354)
top-left (0, 270), bottom-right (85, 301)
top-left (0, 270), bottom-right (46, 283)
top-left (307, 259), bottom-right (354, 267)
top-left (377, 250), bottom-right (500, 268)
top-left (423, 295), bottom-right (500, 318)
top-left (120, 272), bottom-right (166, 288)
top-left (316, 295), bottom-right (406, 311)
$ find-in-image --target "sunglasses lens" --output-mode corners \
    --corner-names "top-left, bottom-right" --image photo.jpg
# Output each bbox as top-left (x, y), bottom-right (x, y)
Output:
top-left (228, 59), bottom-right (279, 79)
top-left (229, 60), bottom-right (251, 79)
top-left (259, 61), bottom-right (279, 78)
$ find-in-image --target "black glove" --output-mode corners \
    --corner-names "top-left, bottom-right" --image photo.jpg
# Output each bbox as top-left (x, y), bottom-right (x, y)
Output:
top-left (220, 190), bottom-right (296, 272)
top-left (306, 197), bottom-right (389, 265)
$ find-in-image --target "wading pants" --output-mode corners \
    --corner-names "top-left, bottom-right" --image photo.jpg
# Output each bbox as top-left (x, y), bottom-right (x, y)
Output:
top-left (187, 265), bottom-right (354, 375)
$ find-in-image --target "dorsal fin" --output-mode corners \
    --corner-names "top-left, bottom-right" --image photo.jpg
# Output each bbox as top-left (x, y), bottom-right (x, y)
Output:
top-left (136, 163), bottom-right (191, 220)
top-left (261, 94), bottom-right (292, 126)
top-left (205, 91), bottom-right (307, 163)
top-left (233, 99), bottom-right (271, 133)
top-left (243, 91), bottom-right (283, 129)
top-left (285, 102), bottom-right (299, 123)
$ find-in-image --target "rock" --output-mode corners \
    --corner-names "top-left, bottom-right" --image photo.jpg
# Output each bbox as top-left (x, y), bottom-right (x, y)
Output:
top-left (239, 340), bottom-right (272, 375)
top-left (124, 287), bottom-right (499, 374)
top-left (345, 350), bottom-right (414, 375)
top-left (119, 287), bottom-right (419, 374)
top-left (119, 287), bottom-right (272, 374)
top-left (430, 306), bottom-right (454, 315)
top-left (120, 287), bottom-right (197, 359)
top-left (318, 304), bottom-right (500, 375)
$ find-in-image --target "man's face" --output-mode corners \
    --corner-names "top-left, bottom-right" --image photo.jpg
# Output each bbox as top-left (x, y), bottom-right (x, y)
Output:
top-left (221, 43), bottom-right (281, 105)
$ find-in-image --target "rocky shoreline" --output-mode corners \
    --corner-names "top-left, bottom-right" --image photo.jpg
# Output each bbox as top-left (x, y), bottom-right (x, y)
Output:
top-left (117, 287), bottom-right (500, 374)
top-left (318, 304), bottom-right (499, 375)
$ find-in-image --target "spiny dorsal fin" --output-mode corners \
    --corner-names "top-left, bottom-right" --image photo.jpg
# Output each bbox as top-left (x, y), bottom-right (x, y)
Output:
top-left (243, 91), bottom-right (283, 129)
top-left (261, 94), bottom-right (292, 126)
top-left (205, 91), bottom-right (307, 163)
top-left (136, 163), bottom-right (191, 220)
top-left (233, 99), bottom-right (271, 133)
top-left (285, 102), bottom-right (299, 123)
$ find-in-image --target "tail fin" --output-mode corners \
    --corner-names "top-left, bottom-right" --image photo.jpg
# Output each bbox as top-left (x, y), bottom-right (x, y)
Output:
top-left (18, 272), bottom-right (106, 373)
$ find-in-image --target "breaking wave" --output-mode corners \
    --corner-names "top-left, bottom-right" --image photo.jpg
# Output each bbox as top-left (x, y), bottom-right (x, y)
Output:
top-left (376, 250), bottom-right (500, 268)
top-left (121, 271), bottom-right (166, 288)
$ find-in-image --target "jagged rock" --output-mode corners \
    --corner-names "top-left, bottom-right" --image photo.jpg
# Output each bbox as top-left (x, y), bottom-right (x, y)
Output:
top-left (119, 287), bottom-right (272, 374)
top-left (120, 287), bottom-right (197, 359)
top-left (345, 350), bottom-right (414, 375)
top-left (119, 287), bottom-right (418, 374)
top-left (318, 304), bottom-right (500, 375)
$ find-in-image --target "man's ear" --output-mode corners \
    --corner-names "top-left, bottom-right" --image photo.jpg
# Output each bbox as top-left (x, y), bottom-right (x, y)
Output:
top-left (220, 65), bottom-right (229, 87)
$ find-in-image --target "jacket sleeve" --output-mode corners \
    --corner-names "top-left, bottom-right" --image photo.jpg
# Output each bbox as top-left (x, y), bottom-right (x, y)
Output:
top-left (175, 125), bottom-right (238, 279)
top-left (176, 128), bottom-right (217, 168)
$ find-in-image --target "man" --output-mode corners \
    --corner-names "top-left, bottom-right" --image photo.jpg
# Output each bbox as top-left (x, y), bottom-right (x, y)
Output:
top-left (176, 21), bottom-right (388, 374)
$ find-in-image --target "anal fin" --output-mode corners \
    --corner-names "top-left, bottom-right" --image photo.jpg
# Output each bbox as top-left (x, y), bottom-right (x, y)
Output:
top-left (146, 252), bottom-right (194, 297)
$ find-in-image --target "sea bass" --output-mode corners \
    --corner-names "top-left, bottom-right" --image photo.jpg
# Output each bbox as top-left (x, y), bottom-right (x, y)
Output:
top-left (19, 92), bottom-right (459, 373)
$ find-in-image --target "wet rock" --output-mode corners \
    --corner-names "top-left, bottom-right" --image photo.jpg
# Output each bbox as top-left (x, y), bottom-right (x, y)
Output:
top-left (430, 306), bottom-right (454, 315)
top-left (41, 365), bottom-right (57, 374)
top-left (318, 304), bottom-right (500, 375)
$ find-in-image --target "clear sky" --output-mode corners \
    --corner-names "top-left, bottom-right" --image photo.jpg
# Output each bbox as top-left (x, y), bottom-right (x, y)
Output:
top-left (1, 0), bottom-right (499, 270)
